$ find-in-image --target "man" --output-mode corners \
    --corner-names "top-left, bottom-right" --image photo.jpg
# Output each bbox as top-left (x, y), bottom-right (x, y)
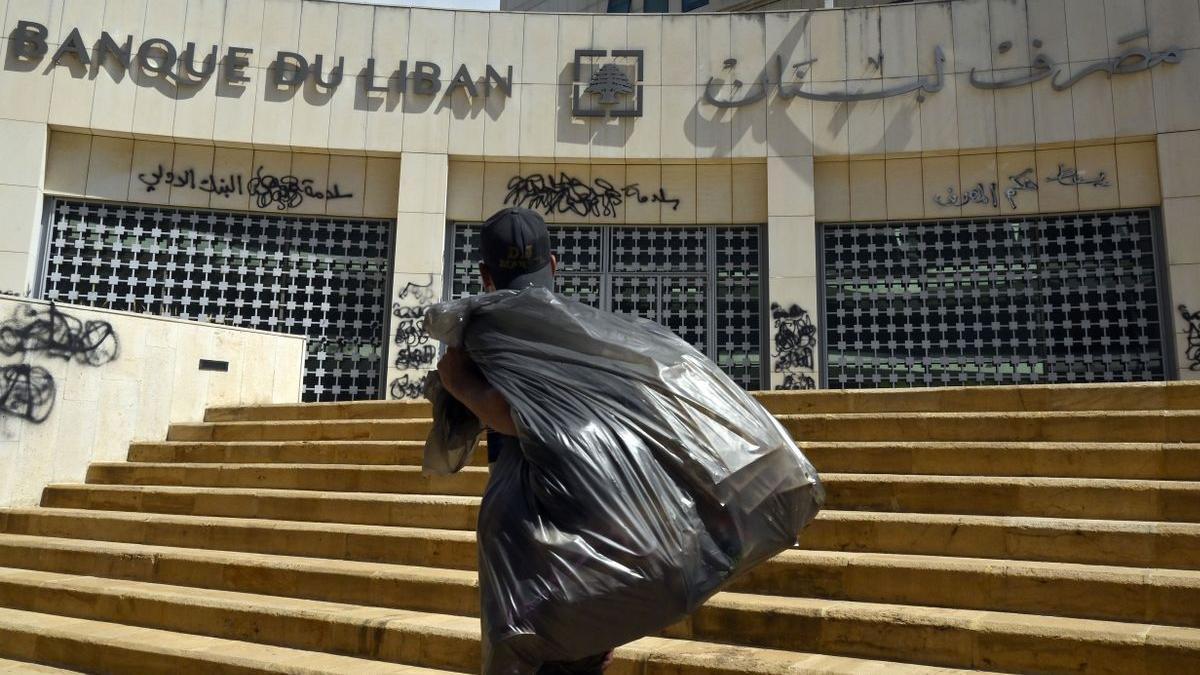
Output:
top-left (435, 207), bottom-right (613, 675)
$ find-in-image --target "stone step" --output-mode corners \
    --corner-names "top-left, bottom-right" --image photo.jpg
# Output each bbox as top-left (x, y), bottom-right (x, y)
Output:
top-left (0, 549), bottom-right (1192, 674)
top-left (803, 511), bottom-right (1200, 571)
top-left (202, 382), bottom-right (1200, 422)
top-left (799, 442), bottom-right (1200, 480)
top-left (0, 657), bottom-right (78, 673)
top-left (0, 605), bottom-right (447, 674)
top-left (671, 592), bottom-right (1198, 674)
top-left (166, 419), bottom-right (431, 442)
top-left (778, 411), bottom-right (1200, 443)
top-left (206, 399), bottom-right (432, 423)
top-left (0, 534), bottom-right (480, 617)
top-left (127, 440), bottom-right (488, 467)
top-left (167, 410), bottom-right (1200, 444)
top-left (0, 508), bottom-right (478, 570)
top-left (126, 440), bottom-right (1200, 481)
top-left (1, 533), bottom-right (1195, 628)
top-left (85, 463), bottom-right (489, 496)
top-left (46, 473), bottom-right (1200, 524)
top-left (0, 570), bottom-right (991, 675)
top-left (826, 474), bottom-right (1200, 522)
top-left (9, 507), bottom-right (1199, 573)
top-left (39, 484), bottom-right (482, 530)
top-left (756, 382), bottom-right (1200, 415)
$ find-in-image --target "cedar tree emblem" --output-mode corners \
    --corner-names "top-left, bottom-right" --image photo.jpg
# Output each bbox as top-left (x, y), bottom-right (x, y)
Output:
top-left (585, 63), bottom-right (635, 105)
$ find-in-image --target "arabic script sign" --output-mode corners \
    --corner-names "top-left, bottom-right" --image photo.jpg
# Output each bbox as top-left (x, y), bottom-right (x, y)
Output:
top-left (138, 165), bottom-right (354, 211)
top-left (705, 30), bottom-right (1180, 108)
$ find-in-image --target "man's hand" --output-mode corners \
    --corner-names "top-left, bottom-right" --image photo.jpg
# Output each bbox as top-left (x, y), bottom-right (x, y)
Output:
top-left (436, 347), bottom-right (518, 437)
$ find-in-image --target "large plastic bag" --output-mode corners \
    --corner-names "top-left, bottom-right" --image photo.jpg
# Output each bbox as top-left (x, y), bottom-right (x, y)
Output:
top-left (423, 288), bottom-right (824, 674)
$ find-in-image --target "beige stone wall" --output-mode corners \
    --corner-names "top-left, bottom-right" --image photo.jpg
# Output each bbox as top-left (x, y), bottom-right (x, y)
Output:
top-left (813, 140), bottom-right (1162, 222)
top-left (0, 297), bottom-right (306, 507)
top-left (44, 131), bottom-right (401, 219)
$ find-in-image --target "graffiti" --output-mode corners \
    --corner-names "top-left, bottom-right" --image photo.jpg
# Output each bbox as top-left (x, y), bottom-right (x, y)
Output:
top-left (390, 277), bottom-right (437, 399)
top-left (1046, 163), bottom-right (1111, 188)
top-left (1181, 305), bottom-right (1200, 371)
top-left (1004, 168), bottom-right (1039, 209)
top-left (0, 303), bottom-right (119, 366)
top-left (389, 373), bottom-right (426, 400)
top-left (777, 373), bottom-right (816, 391)
top-left (771, 303), bottom-right (817, 391)
top-left (138, 164), bottom-right (353, 209)
top-left (504, 173), bottom-right (681, 219)
top-left (0, 303), bottom-right (118, 424)
top-left (0, 364), bottom-right (55, 424)
top-left (933, 182), bottom-right (1000, 209)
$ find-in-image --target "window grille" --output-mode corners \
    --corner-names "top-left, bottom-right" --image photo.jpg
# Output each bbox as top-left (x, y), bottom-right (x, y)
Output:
top-left (449, 223), bottom-right (765, 390)
top-left (821, 209), bottom-right (1169, 388)
top-left (41, 198), bottom-right (392, 402)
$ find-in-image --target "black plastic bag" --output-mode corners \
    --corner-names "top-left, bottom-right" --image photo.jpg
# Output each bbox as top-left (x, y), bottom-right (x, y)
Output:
top-left (423, 288), bottom-right (824, 674)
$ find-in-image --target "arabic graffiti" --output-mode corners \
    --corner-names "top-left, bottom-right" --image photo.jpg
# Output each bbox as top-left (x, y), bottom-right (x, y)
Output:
top-left (771, 303), bottom-right (817, 391)
top-left (137, 165), bottom-right (354, 211)
top-left (0, 302), bottom-right (119, 424)
top-left (389, 277), bottom-right (437, 400)
top-left (934, 182), bottom-right (1000, 209)
top-left (1181, 305), bottom-right (1200, 371)
top-left (0, 302), bottom-right (119, 366)
top-left (707, 30), bottom-right (1181, 109)
top-left (1046, 163), bottom-right (1111, 188)
top-left (504, 173), bottom-right (681, 219)
top-left (932, 164), bottom-right (1113, 209)
top-left (0, 364), bottom-right (55, 424)
top-left (389, 373), bottom-right (426, 400)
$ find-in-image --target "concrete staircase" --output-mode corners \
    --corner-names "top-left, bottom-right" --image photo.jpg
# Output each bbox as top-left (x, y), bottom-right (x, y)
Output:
top-left (1, 382), bottom-right (1199, 674)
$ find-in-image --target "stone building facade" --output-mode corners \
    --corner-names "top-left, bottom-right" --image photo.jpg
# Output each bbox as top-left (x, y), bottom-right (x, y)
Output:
top-left (0, 0), bottom-right (1197, 400)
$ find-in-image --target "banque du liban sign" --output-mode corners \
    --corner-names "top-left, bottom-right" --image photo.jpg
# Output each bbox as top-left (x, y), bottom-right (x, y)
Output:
top-left (5, 19), bottom-right (1185, 116)
top-left (8, 20), bottom-right (513, 102)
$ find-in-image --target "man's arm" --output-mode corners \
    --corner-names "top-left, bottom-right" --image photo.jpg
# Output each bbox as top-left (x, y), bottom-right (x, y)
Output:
top-left (436, 347), bottom-right (518, 437)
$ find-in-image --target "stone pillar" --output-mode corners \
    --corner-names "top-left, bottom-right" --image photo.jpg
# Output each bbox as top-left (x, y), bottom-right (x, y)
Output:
top-left (0, 120), bottom-right (49, 296)
top-left (765, 155), bottom-right (819, 390)
top-left (385, 152), bottom-right (449, 400)
top-left (1158, 131), bottom-right (1200, 381)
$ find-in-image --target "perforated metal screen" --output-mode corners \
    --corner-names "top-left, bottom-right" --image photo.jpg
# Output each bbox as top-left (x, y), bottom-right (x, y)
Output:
top-left (821, 209), bottom-right (1170, 388)
top-left (41, 198), bottom-right (393, 402)
top-left (449, 223), bottom-right (765, 390)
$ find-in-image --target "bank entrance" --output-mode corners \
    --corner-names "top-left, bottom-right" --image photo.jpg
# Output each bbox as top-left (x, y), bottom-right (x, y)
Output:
top-left (820, 208), bottom-right (1171, 388)
top-left (39, 198), bottom-right (393, 402)
top-left (448, 223), bottom-right (766, 390)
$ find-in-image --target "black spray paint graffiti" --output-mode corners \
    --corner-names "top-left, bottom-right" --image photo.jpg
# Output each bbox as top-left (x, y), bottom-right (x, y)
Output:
top-left (0, 364), bottom-right (56, 424)
top-left (389, 278), bottom-right (438, 400)
top-left (1181, 305), bottom-right (1200, 371)
top-left (0, 302), bottom-right (119, 366)
top-left (138, 164), bottom-right (353, 211)
top-left (504, 173), bottom-right (681, 219)
top-left (771, 303), bottom-right (817, 391)
top-left (0, 303), bottom-right (119, 423)
top-left (389, 373), bottom-right (427, 400)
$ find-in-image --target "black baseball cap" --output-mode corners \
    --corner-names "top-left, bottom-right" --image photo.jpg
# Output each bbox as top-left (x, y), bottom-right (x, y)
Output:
top-left (480, 207), bottom-right (555, 291)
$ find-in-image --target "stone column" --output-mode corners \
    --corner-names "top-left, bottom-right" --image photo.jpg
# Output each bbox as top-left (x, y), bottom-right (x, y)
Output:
top-left (1158, 131), bottom-right (1200, 381)
top-left (0, 120), bottom-right (49, 296)
top-left (765, 155), bottom-right (819, 390)
top-left (385, 152), bottom-right (449, 400)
